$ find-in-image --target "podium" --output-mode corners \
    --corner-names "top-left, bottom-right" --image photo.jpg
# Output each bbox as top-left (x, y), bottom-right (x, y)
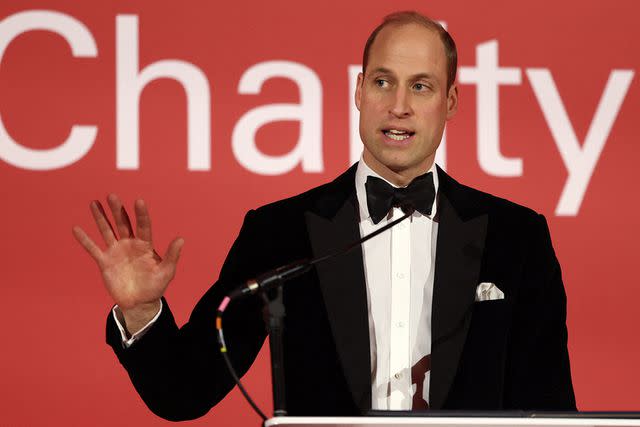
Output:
top-left (265, 414), bottom-right (640, 427)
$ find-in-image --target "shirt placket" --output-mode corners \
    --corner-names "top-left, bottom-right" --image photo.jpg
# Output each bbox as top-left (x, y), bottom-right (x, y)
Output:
top-left (388, 207), bottom-right (411, 409)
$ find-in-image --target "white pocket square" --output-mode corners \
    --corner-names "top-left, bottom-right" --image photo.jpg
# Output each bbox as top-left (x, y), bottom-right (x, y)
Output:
top-left (475, 282), bottom-right (504, 302)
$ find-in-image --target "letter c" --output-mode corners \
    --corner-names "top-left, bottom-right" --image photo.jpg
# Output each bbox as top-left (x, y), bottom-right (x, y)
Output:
top-left (0, 10), bottom-right (97, 170)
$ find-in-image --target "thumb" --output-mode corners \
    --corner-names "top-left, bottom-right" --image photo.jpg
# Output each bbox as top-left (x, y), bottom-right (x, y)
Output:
top-left (163, 237), bottom-right (184, 266)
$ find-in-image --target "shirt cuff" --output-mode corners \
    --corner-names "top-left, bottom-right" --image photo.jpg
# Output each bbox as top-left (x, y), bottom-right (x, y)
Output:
top-left (111, 300), bottom-right (163, 348)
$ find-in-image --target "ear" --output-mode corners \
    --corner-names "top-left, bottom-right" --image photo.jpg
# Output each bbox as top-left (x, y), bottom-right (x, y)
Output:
top-left (355, 72), bottom-right (364, 111)
top-left (446, 83), bottom-right (458, 120)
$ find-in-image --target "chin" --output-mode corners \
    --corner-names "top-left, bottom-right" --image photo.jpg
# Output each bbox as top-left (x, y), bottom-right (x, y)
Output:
top-left (364, 146), bottom-right (418, 172)
top-left (381, 153), bottom-right (416, 168)
top-left (377, 159), bottom-right (413, 175)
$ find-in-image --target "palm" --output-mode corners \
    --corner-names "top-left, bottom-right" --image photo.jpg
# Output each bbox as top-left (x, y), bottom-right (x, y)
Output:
top-left (73, 194), bottom-right (184, 310)
top-left (101, 239), bottom-right (171, 308)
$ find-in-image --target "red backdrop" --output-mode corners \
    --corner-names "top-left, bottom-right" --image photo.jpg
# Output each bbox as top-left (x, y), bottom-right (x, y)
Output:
top-left (1, 1), bottom-right (639, 425)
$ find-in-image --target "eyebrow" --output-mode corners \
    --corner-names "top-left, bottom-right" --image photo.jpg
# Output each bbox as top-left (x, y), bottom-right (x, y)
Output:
top-left (368, 67), bottom-right (393, 75)
top-left (367, 67), bottom-right (436, 81)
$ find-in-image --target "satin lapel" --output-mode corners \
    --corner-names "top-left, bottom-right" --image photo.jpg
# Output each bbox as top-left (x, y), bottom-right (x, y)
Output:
top-left (305, 187), bottom-right (372, 413)
top-left (429, 176), bottom-right (488, 409)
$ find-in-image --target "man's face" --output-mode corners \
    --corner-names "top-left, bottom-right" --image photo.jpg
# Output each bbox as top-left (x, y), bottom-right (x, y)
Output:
top-left (356, 23), bottom-right (458, 184)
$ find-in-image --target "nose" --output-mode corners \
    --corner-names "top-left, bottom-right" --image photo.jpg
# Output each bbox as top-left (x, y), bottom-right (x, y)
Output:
top-left (389, 87), bottom-right (412, 118)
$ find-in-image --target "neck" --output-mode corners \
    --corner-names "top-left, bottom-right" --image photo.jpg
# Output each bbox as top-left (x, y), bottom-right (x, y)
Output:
top-left (362, 151), bottom-right (434, 187)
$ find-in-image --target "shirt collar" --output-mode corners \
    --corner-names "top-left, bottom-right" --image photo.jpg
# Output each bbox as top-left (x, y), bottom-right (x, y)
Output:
top-left (355, 155), bottom-right (440, 222)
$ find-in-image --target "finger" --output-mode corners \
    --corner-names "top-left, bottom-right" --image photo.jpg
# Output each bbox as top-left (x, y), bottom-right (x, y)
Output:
top-left (107, 194), bottom-right (135, 239)
top-left (90, 200), bottom-right (117, 246)
top-left (162, 237), bottom-right (184, 267)
top-left (134, 199), bottom-right (152, 243)
top-left (72, 226), bottom-right (105, 267)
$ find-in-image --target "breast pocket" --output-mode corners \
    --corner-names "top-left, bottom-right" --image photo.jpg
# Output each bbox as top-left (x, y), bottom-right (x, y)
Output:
top-left (449, 299), bottom-right (513, 408)
top-left (463, 299), bottom-right (512, 366)
top-left (469, 299), bottom-right (510, 338)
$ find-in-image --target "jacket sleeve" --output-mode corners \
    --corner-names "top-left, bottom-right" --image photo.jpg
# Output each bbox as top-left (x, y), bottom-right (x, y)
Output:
top-left (504, 213), bottom-right (577, 410)
top-left (105, 209), bottom-right (268, 421)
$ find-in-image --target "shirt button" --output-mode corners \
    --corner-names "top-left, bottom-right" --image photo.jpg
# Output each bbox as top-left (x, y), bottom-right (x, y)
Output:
top-left (396, 272), bottom-right (405, 279)
top-left (394, 373), bottom-right (403, 380)
top-left (397, 321), bottom-right (405, 328)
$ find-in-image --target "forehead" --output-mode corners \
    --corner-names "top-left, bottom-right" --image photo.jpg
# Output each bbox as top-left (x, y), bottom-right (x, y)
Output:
top-left (367, 23), bottom-right (447, 78)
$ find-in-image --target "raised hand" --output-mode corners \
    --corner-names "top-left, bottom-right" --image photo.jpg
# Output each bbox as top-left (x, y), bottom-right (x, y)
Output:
top-left (73, 194), bottom-right (184, 334)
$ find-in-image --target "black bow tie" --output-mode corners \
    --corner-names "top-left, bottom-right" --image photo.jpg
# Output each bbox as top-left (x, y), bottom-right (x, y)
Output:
top-left (365, 173), bottom-right (435, 224)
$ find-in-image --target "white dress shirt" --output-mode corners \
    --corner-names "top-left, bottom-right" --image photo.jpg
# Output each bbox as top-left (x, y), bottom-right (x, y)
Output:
top-left (113, 299), bottom-right (163, 347)
top-left (114, 158), bottom-right (440, 410)
top-left (355, 158), bottom-right (439, 410)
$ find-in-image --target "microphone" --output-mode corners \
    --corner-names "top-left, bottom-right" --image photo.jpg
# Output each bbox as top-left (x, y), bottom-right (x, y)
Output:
top-left (228, 202), bottom-right (415, 300)
top-left (228, 260), bottom-right (311, 300)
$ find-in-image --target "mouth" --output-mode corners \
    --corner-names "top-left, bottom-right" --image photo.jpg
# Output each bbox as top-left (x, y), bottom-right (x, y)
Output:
top-left (381, 128), bottom-right (415, 143)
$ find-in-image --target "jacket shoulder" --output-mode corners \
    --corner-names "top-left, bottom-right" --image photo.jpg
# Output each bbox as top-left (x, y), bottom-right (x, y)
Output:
top-left (250, 165), bottom-right (357, 221)
top-left (441, 169), bottom-right (546, 237)
top-left (439, 169), bottom-right (543, 227)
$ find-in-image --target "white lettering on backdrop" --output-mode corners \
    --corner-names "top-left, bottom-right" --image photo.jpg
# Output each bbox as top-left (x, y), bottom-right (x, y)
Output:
top-left (0, 10), bottom-right (636, 216)
top-left (116, 15), bottom-right (211, 171)
top-left (458, 40), bottom-right (523, 177)
top-left (527, 69), bottom-right (634, 216)
top-left (0, 10), bottom-right (97, 170)
top-left (232, 61), bottom-right (323, 175)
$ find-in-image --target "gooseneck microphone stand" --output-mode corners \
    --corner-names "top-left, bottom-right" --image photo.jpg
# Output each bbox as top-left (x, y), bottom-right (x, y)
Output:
top-left (262, 286), bottom-right (287, 416)
top-left (217, 205), bottom-right (415, 419)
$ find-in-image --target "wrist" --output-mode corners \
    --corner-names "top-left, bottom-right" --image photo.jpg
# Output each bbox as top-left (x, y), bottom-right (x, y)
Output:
top-left (119, 300), bottom-right (161, 336)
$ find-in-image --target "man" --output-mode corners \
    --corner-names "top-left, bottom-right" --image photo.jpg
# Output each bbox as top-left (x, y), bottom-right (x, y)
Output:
top-left (73, 11), bottom-right (576, 421)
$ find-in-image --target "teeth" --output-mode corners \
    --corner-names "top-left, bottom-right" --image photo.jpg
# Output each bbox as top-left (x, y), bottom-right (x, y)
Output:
top-left (384, 130), bottom-right (411, 141)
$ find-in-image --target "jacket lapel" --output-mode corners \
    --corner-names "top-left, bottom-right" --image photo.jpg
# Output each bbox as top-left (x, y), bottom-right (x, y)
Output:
top-left (305, 166), bottom-right (372, 413)
top-left (429, 167), bottom-right (488, 409)
top-left (303, 165), bottom-right (488, 411)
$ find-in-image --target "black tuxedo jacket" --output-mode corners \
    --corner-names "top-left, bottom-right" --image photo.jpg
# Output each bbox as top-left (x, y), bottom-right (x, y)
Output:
top-left (107, 164), bottom-right (576, 421)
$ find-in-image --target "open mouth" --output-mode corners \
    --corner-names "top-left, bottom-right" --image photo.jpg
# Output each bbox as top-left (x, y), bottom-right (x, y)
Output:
top-left (382, 128), bottom-right (415, 141)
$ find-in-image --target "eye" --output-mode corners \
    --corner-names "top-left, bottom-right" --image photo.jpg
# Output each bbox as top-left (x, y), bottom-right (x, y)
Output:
top-left (413, 82), bottom-right (429, 91)
top-left (375, 79), bottom-right (389, 88)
